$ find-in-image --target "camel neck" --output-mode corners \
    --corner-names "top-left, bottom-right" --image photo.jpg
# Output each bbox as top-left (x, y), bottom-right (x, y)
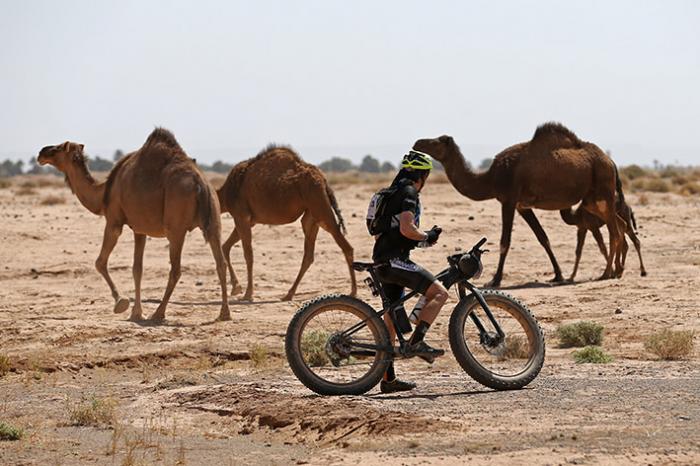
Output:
top-left (64, 164), bottom-right (105, 215)
top-left (442, 151), bottom-right (495, 201)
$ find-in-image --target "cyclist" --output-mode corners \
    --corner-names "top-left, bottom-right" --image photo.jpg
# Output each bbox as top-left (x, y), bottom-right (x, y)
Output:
top-left (372, 149), bottom-right (449, 393)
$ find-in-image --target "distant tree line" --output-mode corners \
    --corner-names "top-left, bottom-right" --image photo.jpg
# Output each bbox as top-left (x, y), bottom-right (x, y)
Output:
top-left (1, 150), bottom-right (494, 178)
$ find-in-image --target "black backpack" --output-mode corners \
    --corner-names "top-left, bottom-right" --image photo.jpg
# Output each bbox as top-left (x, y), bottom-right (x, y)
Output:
top-left (366, 186), bottom-right (401, 236)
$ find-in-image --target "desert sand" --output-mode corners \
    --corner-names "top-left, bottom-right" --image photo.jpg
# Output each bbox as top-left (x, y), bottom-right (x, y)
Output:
top-left (1, 176), bottom-right (699, 465)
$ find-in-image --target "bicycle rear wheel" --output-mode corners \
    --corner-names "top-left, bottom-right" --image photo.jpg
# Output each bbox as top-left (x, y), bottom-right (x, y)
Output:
top-left (285, 294), bottom-right (391, 396)
top-left (448, 290), bottom-right (545, 390)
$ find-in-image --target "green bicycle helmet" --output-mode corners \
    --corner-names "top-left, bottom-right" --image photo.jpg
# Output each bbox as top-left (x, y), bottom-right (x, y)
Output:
top-left (401, 150), bottom-right (433, 171)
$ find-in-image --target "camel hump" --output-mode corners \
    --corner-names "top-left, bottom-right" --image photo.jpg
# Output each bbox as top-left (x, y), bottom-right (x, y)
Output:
top-left (143, 127), bottom-right (181, 150)
top-left (531, 122), bottom-right (583, 148)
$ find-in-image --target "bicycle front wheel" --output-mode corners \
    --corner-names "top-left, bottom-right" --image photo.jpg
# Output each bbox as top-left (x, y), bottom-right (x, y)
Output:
top-left (285, 294), bottom-right (391, 396)
top-left (449, 290), bottom-right (545, 390)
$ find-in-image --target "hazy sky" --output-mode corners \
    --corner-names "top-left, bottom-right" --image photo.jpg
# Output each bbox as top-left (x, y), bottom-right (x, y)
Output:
top-left (1, 1), bottom-right (699, 166)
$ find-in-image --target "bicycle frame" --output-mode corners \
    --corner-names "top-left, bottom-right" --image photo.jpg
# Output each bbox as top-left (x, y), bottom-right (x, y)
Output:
top-left (340, 264), bottom-right (506, 357)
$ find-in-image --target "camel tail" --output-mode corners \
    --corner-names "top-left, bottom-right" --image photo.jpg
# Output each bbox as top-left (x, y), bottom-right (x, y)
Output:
top-left (559, 207), bottom-right (579, 226)
top-left (326, 184), bottom-right (347, 235)
top-left (614, 163), bottom-right (625, 204)
top-left (630, 209), bottom-right (638, 232)
top-left (195, 175), bottom-right (219, 244)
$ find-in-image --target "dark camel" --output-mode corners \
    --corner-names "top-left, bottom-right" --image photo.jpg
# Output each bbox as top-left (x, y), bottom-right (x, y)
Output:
top-left (37, 128), bottom-right (230, 321)
top-left (216, 145), bottom-right (356, 301)
top-left (413, 123), bottom-right (626, 287)
top-left (560, 195), bottom-right (646, 281)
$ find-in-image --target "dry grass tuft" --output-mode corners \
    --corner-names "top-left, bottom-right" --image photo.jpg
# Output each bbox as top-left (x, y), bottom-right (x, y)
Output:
top-left (637, 193), bottom-right (649, 206)
top-left (573, 346), bottom-right (613, 364)
top-left (0, 354), bottom-right (11, 377)
top-left (0, 179), bottom-right (11, 189)
top-left (556, 321), bottom-right (604, 348)
top-left (0, 421), bottom-right (24, 441)
top-left (249, 343), bottom-right (270, 368)
top-left (644, 329), bottom-right (694, 360)
top-left (301, 330), bottom-right (330, 367)
top-left (40, 194), bottom-right (65, 206)
top-left (501, 335), bottom-right (530, 359)
top-left (68, 396), bottom-right (117, 427)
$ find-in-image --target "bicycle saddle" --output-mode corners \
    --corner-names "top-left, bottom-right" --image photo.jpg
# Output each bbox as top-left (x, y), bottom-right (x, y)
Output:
top-left (352, 262), bottom-right (380, 272)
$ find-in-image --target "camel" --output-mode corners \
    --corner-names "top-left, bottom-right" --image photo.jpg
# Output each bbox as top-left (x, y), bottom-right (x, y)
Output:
top-left (37, 128), bottom-right (230, 322)
top-left (560, 195), bottom-right (646, 281)
top-left (412, 122), bottom-right (627, 287)
top-left (216, 145), bottom-right (356, 301)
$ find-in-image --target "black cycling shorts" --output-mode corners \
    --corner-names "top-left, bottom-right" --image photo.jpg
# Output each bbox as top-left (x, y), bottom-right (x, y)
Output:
top-left (376, 257), bottom-right (436, 295)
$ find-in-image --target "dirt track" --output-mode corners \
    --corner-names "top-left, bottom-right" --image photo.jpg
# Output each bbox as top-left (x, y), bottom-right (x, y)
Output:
top-left (1, 178), bottom-right (699, 465)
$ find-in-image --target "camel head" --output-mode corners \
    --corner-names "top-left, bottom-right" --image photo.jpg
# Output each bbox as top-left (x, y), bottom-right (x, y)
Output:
top-left (412, 135), bottom-right (456, 164)
top-left (37, 141), bottom-right (85, 173)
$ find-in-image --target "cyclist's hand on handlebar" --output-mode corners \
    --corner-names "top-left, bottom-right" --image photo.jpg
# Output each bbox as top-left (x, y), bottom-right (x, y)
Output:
top-left (425, 225), bottom-right (442, 245)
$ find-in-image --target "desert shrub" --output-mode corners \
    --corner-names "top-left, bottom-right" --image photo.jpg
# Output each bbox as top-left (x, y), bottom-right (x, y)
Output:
top-left (644, 178), bottom-right (670, 193)
top-left (556, 321), bottom-right (604, 347)
top-left (15, 186), bottom-right (36, 196)
top-left (501, 335), bottom-right (529, 359)
top-left (69, 396), bottom-right (116, 427)
top-left (644, 330), bottom-right (694, 360)
top-left (620, 165), bottom-right (646, 180)
top-left (0, 422), bottom-right (24, 441)
top-left (249, 343), bottom-right (269, 368)
top-left (573, 346), bottom-right (613, 364)
top-left (33, 176), bottom-right (63, 188)
top-left (301, 330), bottom-right (330, 367)
top-left (637, 193), bottom-right (649, 206)
top-left (40, 195), bottom-right (65, 206)
top-left (680, 181), bottom-right (700, 196)
top-left (0, 354), bottom-right (11, 377)
top-left (0, 179), bottom-right (10, 189)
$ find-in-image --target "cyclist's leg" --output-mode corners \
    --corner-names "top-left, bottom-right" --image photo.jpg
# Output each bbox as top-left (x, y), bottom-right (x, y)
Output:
top-left (417, 280), bottom-right (449, 325)
top-left (381, 283), bottom-right (402, 382)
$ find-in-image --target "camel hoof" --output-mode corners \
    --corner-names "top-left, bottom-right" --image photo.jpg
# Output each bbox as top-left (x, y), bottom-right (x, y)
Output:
top-left (548, 275), bottom-right (565, 283)
top-left (281, 293), bottom-right (293, 302)
top-left (149, 312), bottom-right (165, 322)
top-left (242, 293), bottom-right (253, 302)
top-left (128, 314), bottom-right (143, 322)
top-left (113, 298), bottom-right (130, 314)
top-left (231, 284), bottom-right (243, 295)
top-left (641, 271), bottom-right (647, 277)
top-left (216, 312), bottom-right (232, 322)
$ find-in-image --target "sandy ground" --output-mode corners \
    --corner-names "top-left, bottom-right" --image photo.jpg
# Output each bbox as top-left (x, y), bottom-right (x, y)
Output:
top-left (1, 177), bottom-right (699, 465)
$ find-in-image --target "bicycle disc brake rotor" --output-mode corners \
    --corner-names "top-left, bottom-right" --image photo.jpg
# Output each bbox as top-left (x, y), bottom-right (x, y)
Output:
top-left (325, 332), bottom-right (352, 367)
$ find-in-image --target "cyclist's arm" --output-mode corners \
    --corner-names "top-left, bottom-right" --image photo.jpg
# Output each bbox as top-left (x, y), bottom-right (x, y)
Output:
top-left (399, 211), bottom-right (428, 241)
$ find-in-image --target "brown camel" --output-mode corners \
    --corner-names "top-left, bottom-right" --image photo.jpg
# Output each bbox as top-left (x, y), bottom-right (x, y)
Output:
top-left (37, 128), bottom-right (230, 322)
top-left (412, 122), bottom-right (627, 287)
top-left (216, 145), bottom-right (356, 301)
top-left (560, 194), bottom-right (646, 281)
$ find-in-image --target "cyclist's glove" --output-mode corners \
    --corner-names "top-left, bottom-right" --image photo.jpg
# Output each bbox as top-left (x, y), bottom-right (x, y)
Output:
top-left (425, 225), bottom-right (442, 246)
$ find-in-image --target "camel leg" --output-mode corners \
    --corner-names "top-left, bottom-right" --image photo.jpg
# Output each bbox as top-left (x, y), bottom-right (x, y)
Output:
top-left (282, 212), bottom-right (320, 301)
top-left (129, 233), bottom-right (146, 321)
top-left (95, 223), bottom-right (129, 314)
top-left (149, 232), bottom-right (185, 322)
top-left (518, 208), bottom-right (564, 283)
top-left (222, 228), bottom-right (243, 296)
top-left (207, 229), bottom-right (231, 321)
top-left (569, 228), bottom-right (587, 282)
top-left (320, 218), bottom-right (356, 298)
top-left (486, 202), bottom-right (516, 288)
top-left (591, 227), bottom-right (608, 260)
top-left (613, 214), bottom-right (627, 278)
top-left (236, 220), bottom-right (255, 301)
top-left (626, 228), bottom-right (647, 277)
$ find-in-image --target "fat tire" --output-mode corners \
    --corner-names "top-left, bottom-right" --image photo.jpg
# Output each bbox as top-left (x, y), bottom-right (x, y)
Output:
top-left (448, 289), bottom-right (545, 390)
top-left (285, 294), bottom-right (391, 396)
